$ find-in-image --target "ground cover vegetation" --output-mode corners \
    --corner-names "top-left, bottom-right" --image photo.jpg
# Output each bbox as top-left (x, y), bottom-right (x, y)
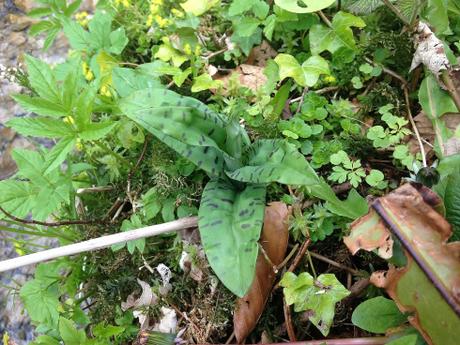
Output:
top-left (1, 0), bottom-right (460, 344)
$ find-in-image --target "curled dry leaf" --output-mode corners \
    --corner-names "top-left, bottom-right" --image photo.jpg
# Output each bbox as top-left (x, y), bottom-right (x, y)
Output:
top-left (233, 202), bottom-right (290, 343)
top-left (346, 183), bottom-right (460, 345)
top-left (408, 112), bottom-right (460, 156)
top-left (344, 210), bottom-right (393, 259)
top-left (214, 64), bottom-right (267, 93)
top-left (122, 279), bottom-right (158, 330)
top-left (410, 22), bottom-right (450, 79)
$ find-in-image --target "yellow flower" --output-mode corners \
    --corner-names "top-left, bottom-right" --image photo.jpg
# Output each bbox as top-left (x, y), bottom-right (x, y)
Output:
top-left (152, 0), bottom-right (163, 5)
top-left (146, 14), bottom-right (154, 26)
top-left (171, 8), bottom-right (184, 18)
top-left (3, 332), bottom-right (10, 345)
top-left (324, 75), bottom-right (337, 84)
top-left (76, 138), bottom-right (83, 151)
top-left (183, 43), bottom-right (192, 55)
top-left (154, 15), bottom-right (169, 28)
top-left (122, 0), bottom-right (130, 7)
top-left (75, 11), bottom-right (89, 26)
top-left (82, 62), bottom-right (94, 81)
top-left (194, 45), bottom-right (201, 56)
top-left (150, 3), bottom-right (160, 14)
top-left (100, 85), bottom-right (112, 97)
top-left (63, 116), bottom-right (75, 125)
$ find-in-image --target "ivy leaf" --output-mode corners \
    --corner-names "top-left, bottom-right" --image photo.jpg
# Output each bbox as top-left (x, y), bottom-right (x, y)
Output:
top-left (280, 271), bottom-right (350, 336)
top-left (229, 0), bottom-right (257, 16)
top-left (309, 11), bottom-right (365, 55)
top-left (274, 0), bottom-right (336, 13)
top-left (352, 296), bottom-right (407, 333)
top-left (199, 179), bottom-right (266, 297)
top-left (274, 54), bottom-right (330, 87)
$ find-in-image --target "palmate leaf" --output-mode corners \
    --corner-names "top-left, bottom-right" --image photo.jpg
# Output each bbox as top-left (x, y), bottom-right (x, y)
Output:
top-left (199, 179), bottom-right (266, 297)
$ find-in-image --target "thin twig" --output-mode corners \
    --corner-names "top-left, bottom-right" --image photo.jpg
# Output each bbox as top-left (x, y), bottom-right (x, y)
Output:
top-left (76, 186), bottom-right (113, 195)
top-left (277, 244), bottom-right (299, 270)
top-left (318, 11), bottom-right (332, 28)
top-left (203, 48), bottom-right (228, 61)
top-left (287, 238), bottom-right (311, 273)
top-left (289, 86), bottom-right (339, 103)
top-left (127, 137), bottom-right (149, 193)
top-left (283, 297), bottom-right (297, 342)
top-left (403, 87), bottom-right (427, 167)
top-left (364, 57), bottom-right (408, 85)
top-left (0, 206), bottom-right (105, 227)
top-left (309, 251), bottom-right (360, 275)
top-left (296, 87), bottom-right (309, 114)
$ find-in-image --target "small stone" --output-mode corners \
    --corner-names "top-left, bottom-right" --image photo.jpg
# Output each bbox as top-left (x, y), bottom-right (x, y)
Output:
top-left (14, 0), bottom-right (34, 12)
top-left (7, 14), bottom-right (34, 31)
top-left (9, 32), bottom-right (26, 46)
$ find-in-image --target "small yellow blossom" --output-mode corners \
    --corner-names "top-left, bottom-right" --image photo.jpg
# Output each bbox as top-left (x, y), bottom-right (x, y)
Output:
top-left (14, 241), bottom-right (25, 256)
top-left (76, 138), bottom-right (83, 151)
top-left (63, 116), bottom-right (75, 125)
top-left (152, 0), bottom-right (163, 5)
top-left (146, 14), bottom-right (154, 26)
top-left (183, 43), bottom-right (192, 55)
top-left (100, 85), bottom-right (112, 97)
top-left (194, 45), bottom-right (201, 56)
top-left (3, 332), bottom-right (10, 345)
top-left (324, 75), bottom-right (337, 84)
top-left (150, 3), bottom-right (160, 14)
top-left (154, 15), bottom-right (169, 28)
top-left (171, 8), bottom-right (184, 18)
top-left (82, 62), bottom-right (94, 81)
top-left (122, 0), bottom-right (130, 7)
top-left (75, 11), bottom-right (89, 27)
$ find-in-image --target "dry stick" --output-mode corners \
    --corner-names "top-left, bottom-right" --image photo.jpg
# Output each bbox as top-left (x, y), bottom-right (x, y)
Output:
top-left (403, 86), bottom-right (427, 167)
top-left (0, 206), bottom-right (105, 227)
top-left (0, 216), bottom-right (198, 273)
top-left (308, 251), bottom-right (360, 276)
top-left (224, 338), bottom-right (389, 345)
top-left (283, 297), bottom-right (297, 342)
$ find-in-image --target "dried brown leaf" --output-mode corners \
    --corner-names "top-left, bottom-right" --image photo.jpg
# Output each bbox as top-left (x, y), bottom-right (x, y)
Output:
top-left (246, 41), bottom-right (277, 67)
top-left (344, 211), bottom-right (393, 259)
top-left (348, 184), bottom-right (460, 345)
top-left (233, 202), bottom-right (290, 343)
top-left (214, 64), bottom-right (267, 94)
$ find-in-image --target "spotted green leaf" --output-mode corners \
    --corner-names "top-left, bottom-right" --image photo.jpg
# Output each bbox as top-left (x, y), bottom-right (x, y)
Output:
top-left (199, 179), bottom-right (266, 297)
top-left (227, 139), bottom-right (320, 185)
top-left (119, 88), bottom-right (231, 176)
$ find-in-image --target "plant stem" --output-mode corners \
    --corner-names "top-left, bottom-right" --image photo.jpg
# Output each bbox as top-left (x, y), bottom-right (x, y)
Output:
top-left (0, 216), bottom-right (198, 273)
top-left (283, 297), bottom-right (297, 342)
top-left (441, 70), bottom-right (460, 111)
top-left (318, 10), bottom-right (332, 28)
top-left (403, 87), bottom-right (427, 167)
